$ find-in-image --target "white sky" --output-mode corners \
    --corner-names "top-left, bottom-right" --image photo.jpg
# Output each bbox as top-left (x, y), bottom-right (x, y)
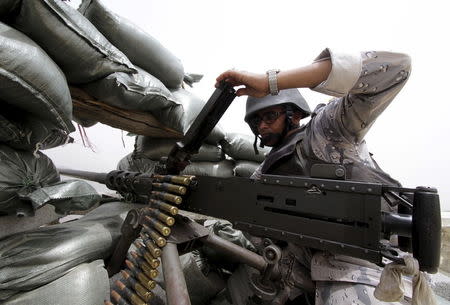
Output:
top-left (48, 0), bottom-right (450, 211)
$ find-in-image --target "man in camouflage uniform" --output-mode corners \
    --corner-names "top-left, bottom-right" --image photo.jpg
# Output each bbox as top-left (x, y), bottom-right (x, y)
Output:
top-left (216, 49), bottom-right (412, 304)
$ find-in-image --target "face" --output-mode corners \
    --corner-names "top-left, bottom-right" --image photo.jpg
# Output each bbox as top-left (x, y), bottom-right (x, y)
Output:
top-left (252, 105), bottom-right (287, 146)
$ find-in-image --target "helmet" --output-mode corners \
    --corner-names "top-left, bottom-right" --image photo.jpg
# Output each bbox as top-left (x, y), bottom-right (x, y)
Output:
top-left (244, 89), bottom-right (311, 153)
top-left (244, 89), bottom-right (311, 124)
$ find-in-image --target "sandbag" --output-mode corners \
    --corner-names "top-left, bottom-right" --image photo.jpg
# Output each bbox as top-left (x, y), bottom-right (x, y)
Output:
top-left (0, 22), bottom-right (74, 133)
top-left (13, 0), bottom-right (136, 84)
top-left (81, 66), bottom-right (177, 112)
top-left (160, 88), bottom-right (226, 141)
top-left (135, 136), bottom-right (225, 162)
top-left (2, 260), bottom-right (109, 305)
top-left (117, 153), bottom-right (158, 174)
top-left (0, 144), bottom-right (60, 216)
top-left (233, 160), bottom-right (260, 178)
top-left (0, 202), bottom-right (139, 299)
top-left (79, 0), bottom-right (184, 88)
top-left (182, 160), bottom-right (235, 178)
top-left (220, 133), bottom-right (270, 162)
top-left (117, 154), bottom-right (234, 177)
top-left (0, 108), bottom-right (72, 151)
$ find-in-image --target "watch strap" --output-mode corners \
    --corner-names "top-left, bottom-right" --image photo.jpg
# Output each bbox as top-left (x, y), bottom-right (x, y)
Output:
top-left (266, 69), bottom-right (280, 95)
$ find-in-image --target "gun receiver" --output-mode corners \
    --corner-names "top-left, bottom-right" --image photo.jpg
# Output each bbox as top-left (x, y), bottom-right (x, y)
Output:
top-left (183, 174), bottom-right (441, 273)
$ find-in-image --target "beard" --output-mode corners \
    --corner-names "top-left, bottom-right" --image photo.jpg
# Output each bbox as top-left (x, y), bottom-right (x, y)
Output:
top-left (260, 132), bottom-right (283, 147)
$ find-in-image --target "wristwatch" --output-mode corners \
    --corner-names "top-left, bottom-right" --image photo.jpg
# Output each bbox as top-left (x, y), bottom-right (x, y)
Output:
top-left (266, 69), bottom-right (280, 95)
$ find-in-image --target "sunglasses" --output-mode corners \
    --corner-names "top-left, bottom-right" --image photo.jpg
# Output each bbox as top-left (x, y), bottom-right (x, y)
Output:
top-left (249, 111), bottom-right (285, 128)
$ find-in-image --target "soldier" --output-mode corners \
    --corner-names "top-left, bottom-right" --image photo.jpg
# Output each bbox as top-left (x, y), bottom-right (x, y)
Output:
top-left (216, 49), bottom-right (412, 304)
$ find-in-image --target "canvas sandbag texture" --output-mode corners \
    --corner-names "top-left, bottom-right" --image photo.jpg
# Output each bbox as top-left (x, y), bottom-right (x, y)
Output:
top-left (135, 136), bottom-right (225, 162)
top-left (81, 66), bottom-right (176, 113)
top-left (220, 133), bottom-right (270, 162)
top-left (13, 0), bottom-right (136, 84)
top-left (79, 0), bottom-right (184, 88)
top-left (0, 111), bottom-right (71, 151)
top-left (0, 145), bottom-right (60, 216)
top-left (0, 22), bottom-right (74, 133)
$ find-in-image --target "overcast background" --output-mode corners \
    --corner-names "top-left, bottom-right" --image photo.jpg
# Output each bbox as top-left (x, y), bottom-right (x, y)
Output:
top-left (48, 0), bottom-right (450, 211)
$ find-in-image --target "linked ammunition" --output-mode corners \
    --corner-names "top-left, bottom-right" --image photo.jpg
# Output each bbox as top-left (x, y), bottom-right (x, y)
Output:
top-left (142, 224), bottom-right (167, 247)
top-left (133, 241), bottom-right (160, 269)
top-left (151, 182), bottom-right (186, 195)
top-left (115, 280), bottom-right (147, 305)
top-left (124, 264), bottom-right (156, 290)
top-left (111, 290), bottom-right (131, 305)
top-left (130, 251), bottom-right (159, 279)
top-left (153, 174), bottom-right (191, 186)
top-left (140, 233), bottom-right (162, 257)
top-left (151, 191), bottom-right (182, 205)
top-left (143, 215), bottom-right (171, 236)
top-left (149, 199), bottom-right (178, 215)
top-left (143, 207), bottom-right (175, 226)
top-left (121, 270), bottom-right (154, 302)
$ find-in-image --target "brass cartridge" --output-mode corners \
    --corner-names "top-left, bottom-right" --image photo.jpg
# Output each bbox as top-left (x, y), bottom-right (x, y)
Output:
top-left (143, 208), bottom-right (175, 226)
top-left (124, 262), bottom-right (156, 290)
top-left (149, 199), bottom-right (178, 215)
top-left (121, 270), bottom-right (153, 302)
top-left (151, 191), bottom-right (182, 205)
top-left (140, 233), bottom-right (162, 257)
top-left (143, 215), bottom-right (170, 236)
top-left (152, 182), bottom-right (186, 195)
top-left (142, 224), bottom-right (167, 247)
top-left (111, 290), bottom-right (132, 305)
top-left (153, 174), bottom-right (191, 186)
top-left (115, 280), bottom-right (147, 305)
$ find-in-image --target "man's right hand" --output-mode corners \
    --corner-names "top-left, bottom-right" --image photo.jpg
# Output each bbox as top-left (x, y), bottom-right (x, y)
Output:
top-left (215, 70), bottom-right (269, 98)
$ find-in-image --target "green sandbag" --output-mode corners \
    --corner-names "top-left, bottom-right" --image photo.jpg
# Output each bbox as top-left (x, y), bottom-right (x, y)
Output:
top-left (182, 160), bottom-right (235, 178)
top-left (0, 202), bottom-right (139, 299)
top-left (220, 133), bottom-right (271, 163)
top-left (79, 0), bottom-right (184, 88)
top-left (117, 154), bottom-right (234, 178)
top-left (233, 160), bottom-right (261, 178)
top-left (2, 260), bottom-right (109, 305)
top-left (135, 136), bottom-right (225, 162)
top-left (81, 66), bottom-right (177, 112)
top-left (0, 109), bottom-right (72, 151)
top-left (0, 144), bottom-right (60, 216)
top-left (117, 153), bottom-right (158, 174)
top-left (0, 22), bottom-right (74, 133)
top-left (13, 0), bottom-right (136, 84)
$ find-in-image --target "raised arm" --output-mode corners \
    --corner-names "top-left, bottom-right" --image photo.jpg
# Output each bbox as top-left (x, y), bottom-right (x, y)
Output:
top-left (310, 49), bottom-right (411, 142)
top-left (215, 60), bottom-right (332, 97)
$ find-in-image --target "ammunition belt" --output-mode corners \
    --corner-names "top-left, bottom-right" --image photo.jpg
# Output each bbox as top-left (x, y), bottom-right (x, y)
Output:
top-left (107, 174), bottom-right (196, 305)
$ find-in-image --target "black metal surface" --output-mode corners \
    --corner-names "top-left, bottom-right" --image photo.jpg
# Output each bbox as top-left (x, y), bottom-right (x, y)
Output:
top-left (161, 81), bottom-right (236, 175)
top-left (107, 209), bottom-right (143, 276)
top-left (184, 175), bottom-right (384, 263)
top-left (412, 187), bottom-right (441, 273)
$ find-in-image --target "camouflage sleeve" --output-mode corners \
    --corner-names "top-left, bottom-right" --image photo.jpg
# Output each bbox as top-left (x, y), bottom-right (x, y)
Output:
top-left (311, 49), bottom-right (411, 143)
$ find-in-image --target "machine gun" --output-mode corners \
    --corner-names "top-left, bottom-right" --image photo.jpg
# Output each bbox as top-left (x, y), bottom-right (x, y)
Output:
top-left (60, 82), bottom-right (442, 305)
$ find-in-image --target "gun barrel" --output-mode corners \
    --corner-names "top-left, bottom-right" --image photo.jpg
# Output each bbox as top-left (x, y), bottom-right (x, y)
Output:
top-left (58, 168), bottom-right (108, 184)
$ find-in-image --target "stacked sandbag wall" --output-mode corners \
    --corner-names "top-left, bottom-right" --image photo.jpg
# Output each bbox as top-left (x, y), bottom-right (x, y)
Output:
top-left (220, 133), bottom-right (271, 178)
top-left (118, 136), bottom-right (234, 178)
